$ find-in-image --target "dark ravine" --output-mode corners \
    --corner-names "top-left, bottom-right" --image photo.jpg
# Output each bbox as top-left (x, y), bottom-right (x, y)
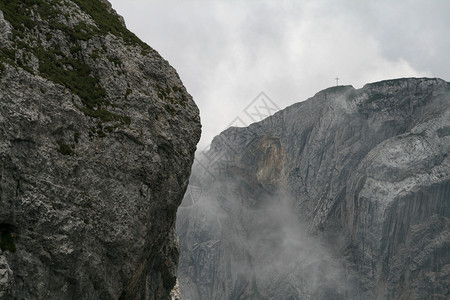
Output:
top-left (177, 78), bottom-right (449, 299)
top-left (0, 1), bottom-right (200, 299)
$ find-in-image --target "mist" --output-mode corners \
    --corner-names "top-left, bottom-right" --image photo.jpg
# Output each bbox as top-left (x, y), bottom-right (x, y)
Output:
top-left (177, 173), bottom-right (356, 299)
top-left (103, 1), bottom-right (450, 298)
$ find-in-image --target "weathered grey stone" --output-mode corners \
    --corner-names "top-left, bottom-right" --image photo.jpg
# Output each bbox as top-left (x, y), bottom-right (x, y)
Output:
top-left (178, 78), bottom-right (449, 299)
top-left (170, 279), bottom-right (182, 300)
top-left (0, 1), bottom-right (200, 299)
top-left (0, 11), bottom-right (12, 46)
top-left (0, 254), bottom-right (13, 300)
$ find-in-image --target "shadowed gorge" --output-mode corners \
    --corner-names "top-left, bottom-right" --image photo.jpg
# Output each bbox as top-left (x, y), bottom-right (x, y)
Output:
top-left (177, 78), bottom-right (449, 299)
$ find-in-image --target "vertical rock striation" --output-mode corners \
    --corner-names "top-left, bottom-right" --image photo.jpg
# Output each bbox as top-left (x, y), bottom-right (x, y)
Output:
top-left (178, 78), bottom-right (449, 299)
top-left (0, 0), bottom-right (201, 299)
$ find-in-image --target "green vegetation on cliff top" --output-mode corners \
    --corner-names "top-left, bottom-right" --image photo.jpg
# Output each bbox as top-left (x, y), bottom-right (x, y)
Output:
top-left (0, 0), bottom-right (144, 125)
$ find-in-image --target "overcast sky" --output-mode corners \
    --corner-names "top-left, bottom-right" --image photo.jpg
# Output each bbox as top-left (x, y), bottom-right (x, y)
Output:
top-left (109, 0), bottom-right (450, 149)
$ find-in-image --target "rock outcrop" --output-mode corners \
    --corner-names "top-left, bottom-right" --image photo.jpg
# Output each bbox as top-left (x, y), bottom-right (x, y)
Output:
top-left (177, 78), bottom-right (449, 299)
top-left (0, 1), bottom-right (200, 299)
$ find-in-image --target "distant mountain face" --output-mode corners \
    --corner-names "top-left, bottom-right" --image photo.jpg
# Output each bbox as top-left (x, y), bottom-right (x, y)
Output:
top-left (177, 78), bottom-right (450, 299)
top-left (0, 1), bottom-right (200, 299)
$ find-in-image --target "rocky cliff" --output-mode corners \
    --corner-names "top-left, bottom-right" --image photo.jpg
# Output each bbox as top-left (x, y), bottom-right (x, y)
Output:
top-left (0, 1), bottom-right (200, 299)
top-left (177, 78), bottom-right (449, 299)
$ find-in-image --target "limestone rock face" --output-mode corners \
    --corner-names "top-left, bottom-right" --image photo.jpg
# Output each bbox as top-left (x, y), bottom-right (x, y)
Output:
top-left (177, 78), bottom-right (449, 299)
top-left (0, 1), bottom-right (200, 299)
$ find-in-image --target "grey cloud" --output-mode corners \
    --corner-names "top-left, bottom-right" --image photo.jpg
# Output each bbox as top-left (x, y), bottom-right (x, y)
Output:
top-left (109, 0), bottom-right (448, 148)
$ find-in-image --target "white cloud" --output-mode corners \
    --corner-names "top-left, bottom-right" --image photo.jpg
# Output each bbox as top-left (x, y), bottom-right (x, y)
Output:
top-left (109, 0), bottom-right (446, 148)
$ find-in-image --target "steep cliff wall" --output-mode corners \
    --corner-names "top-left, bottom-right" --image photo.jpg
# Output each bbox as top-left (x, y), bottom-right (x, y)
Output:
top-left (177, 78), bottom-right (449, 299)
top-left (0, 1), bottom-right (201, 299)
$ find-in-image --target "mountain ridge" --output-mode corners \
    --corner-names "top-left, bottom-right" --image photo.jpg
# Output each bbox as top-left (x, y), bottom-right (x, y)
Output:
top-left (178, 77), bottom-right (449, 299)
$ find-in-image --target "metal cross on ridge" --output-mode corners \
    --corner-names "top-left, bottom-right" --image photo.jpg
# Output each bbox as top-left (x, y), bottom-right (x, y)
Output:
top-left (335, 77), bottom-right (340, 86)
